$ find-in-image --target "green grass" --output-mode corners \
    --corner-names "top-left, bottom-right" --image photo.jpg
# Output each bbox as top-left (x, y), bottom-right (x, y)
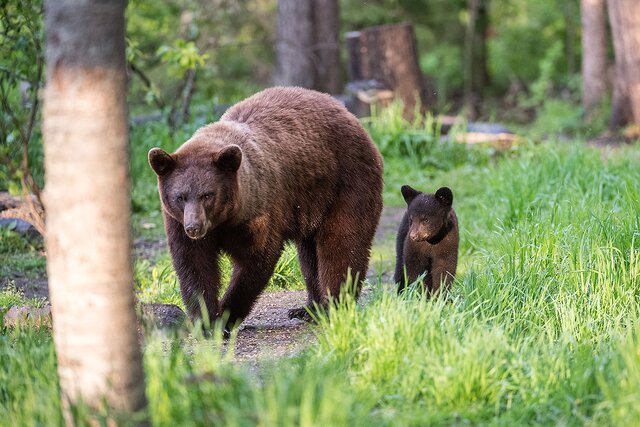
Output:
top-left (2, 113), bottom-right (640, 425)
top-left (0, 227), bottom-right (46, 279)
top-left (134, 243), bottom-right (305, 307)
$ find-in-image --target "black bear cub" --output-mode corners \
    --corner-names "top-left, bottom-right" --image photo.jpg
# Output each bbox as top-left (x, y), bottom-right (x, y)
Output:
top-left (394, 185), bottom-right (459, 294)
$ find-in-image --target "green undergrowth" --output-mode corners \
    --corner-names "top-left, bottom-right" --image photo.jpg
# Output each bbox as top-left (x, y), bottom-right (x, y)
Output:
top-left (0, 227), bottom-right (46, 280)
top-left (2, 119), bottom-right (640, 425)
top-left (0, 284), bottom-right (45, 309)
top-left (134, 243), bottom-right (305, 307)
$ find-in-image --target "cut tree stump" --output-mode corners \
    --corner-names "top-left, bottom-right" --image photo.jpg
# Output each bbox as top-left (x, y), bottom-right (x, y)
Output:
top-left (346, 23), bottom-right (429, 119)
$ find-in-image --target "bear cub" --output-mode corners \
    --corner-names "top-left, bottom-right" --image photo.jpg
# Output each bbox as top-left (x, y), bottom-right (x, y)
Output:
top-left (394, 185), bottom-right (459, 294)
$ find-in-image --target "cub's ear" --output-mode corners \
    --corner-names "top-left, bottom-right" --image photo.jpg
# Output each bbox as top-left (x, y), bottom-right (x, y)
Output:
top-left (148, 148), bottom-right (175, 176)
top-left (435, 187), bottom-right (453, 207)
top-left (215, 144), bottom-right (242, 172)
top-left (401, 185), bottom-right (420, 205)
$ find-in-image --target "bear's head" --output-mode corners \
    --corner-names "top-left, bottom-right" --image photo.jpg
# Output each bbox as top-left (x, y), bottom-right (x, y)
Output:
top-left (148, 142), bottom-right (242, 240)
top-left (401, 185), bottom-right (454, 244)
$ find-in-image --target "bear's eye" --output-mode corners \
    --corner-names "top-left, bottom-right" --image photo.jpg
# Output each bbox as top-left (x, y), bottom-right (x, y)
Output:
top-left (202, 192), bottom-right (214, 201)
top-left (176, 195), bottom-right (185, 203)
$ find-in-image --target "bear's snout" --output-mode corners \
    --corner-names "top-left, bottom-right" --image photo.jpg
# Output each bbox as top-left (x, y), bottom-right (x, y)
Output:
top-left (184, 223), bottom-right (204, 239)
top-left (409, 220), bottom-right (433, 242)
top-left (409, 231), bottom-right (428, 242)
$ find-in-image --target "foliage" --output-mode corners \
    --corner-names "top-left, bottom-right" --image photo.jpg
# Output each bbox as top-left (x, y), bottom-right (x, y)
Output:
top-left (488, 0), bottom-right (580, 93)
top-left (0, 227), bottom-right (45, 278)
top-left (156, 39), bottom-right (209, 78)
top-left (0, 284), bottom-right (45, 309)
top-left (364, 101), bottom-right (496, 185)
top-left (126, 0), bottom-right (273, 113)
top-left (0, 0), bottom-right (44, 194)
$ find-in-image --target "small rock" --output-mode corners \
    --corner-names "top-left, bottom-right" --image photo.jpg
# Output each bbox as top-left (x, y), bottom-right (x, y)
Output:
top-left (3, 305), bottom-right (52, 328)
top-left (138, 303), bottom-right (186, 331)
top-left (0, 218), bottom-right (42, 241)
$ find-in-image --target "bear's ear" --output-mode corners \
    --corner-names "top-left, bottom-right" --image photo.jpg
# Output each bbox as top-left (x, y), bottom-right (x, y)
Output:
top-left (215, 144), bottom-right (242, 173)
top-left (435, 187), bottom-right (453, 207)
top-left (148, 148), bottom-right (175, 176)
top-left (401, 185), bottom-right (420, 205)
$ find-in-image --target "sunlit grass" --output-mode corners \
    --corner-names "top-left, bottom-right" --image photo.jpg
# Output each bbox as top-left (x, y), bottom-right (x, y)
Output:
top-left (2, 113), bottom-right (640, 425)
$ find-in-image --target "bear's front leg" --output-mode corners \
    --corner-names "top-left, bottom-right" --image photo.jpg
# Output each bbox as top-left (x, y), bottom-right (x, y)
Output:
top-left (165, 214), bottom-right (221, 325)
top-left (219, 249), bottom-right (281, 331)
top-left (429, 255), bottom-right (456, 296)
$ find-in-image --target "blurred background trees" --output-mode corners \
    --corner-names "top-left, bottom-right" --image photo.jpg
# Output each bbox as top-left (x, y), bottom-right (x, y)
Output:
top-left (2, 0), bottom-right (640, 199)
top-left (4, 0), bottom-right (637, 125)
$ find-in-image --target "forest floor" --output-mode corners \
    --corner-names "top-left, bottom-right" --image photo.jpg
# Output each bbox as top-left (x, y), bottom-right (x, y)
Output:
top-left (1, 206), bottom-right (406, 361)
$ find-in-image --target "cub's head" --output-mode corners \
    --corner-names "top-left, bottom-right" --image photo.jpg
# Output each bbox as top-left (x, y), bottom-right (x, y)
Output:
top-left (401, 185), bottom-right (454, 244)
top-left (148, 142), bottom-right (242, 240)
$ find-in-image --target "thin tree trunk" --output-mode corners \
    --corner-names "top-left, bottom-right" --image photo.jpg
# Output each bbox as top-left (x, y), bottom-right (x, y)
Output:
top-left (43, 0), bottom-right (146, 422)
top-left (274, 0), bottom-right (314, 87)
top-left (313, 0), bottom-right (342, 94)
top-left (581, 0), bottom-right (608, 113)
top-left (464, 0), bottom-right (489, 119)
top-left (607, 0), bottom-right (640, 127)
top-left (564, 0), bottom-right (579, 76)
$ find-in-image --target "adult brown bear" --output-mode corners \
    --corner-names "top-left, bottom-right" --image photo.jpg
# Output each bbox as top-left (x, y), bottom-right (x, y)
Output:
top-left (149, 87), bottom-right (383, 330)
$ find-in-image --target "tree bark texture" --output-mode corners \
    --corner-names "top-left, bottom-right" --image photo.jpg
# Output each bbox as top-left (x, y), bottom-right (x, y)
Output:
top-left (275, 0), bottom-right (314, 88)
top-left (313, 0), bottom-right (342, 94)
top-left (581, 0), bottom-right (608, 112)
top-left (275, 0), bottom-right (343, 93)
top-left (346, 23), bottom-right (428, 119)
top-left (464, 0), bottom-right (489, 119)
top-left (607, 0), bottom-right (640, 126)
top-left (43, 0), bottom-right (146, 422)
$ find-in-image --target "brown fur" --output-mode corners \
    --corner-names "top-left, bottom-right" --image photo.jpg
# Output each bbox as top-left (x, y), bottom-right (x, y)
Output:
top-left (149, 87), bottom-right (384, 329)
top-left (394, 186), bottom-right (459, 295)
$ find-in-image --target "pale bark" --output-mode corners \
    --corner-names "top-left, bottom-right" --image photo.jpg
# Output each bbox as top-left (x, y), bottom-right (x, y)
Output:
top-left (607, 0), bottom-right (640, 126)
top-left (581, 0), bottom-right (608, 112)
top-left (43, 0), bottom-right (146, 422)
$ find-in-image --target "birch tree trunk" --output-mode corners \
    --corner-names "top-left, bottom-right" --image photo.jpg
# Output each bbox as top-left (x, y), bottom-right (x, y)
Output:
top-left (581, 0), bottom-right (608, 113)
top-left (43, 0), bottom-right (147, 422)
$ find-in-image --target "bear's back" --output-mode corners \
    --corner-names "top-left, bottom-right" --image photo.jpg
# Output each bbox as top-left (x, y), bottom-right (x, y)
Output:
top-left (220, 87), bottom-right (374, 157)
top-left (222, 87), bottom-right (348, 129)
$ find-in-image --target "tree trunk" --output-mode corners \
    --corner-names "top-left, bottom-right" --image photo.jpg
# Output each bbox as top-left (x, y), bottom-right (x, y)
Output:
top-left (564, 0), bottom-right (579, 76)
top-left (313, 0), bottom-right (342, 94)
top-left (346, 23), bottom-right (428, 119)
top-left (581, 0), bottom-right (608, 113)
top-left (274, 0), bottom-right (314, 87)
top-left (275, 0), bottom-right (343, 93)
top-left (464, 0), bottom-right (489, 119)
top-left (43, 0), bottom-right (147, 422)
top-left (607, 0), bottom-right (640, 127)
